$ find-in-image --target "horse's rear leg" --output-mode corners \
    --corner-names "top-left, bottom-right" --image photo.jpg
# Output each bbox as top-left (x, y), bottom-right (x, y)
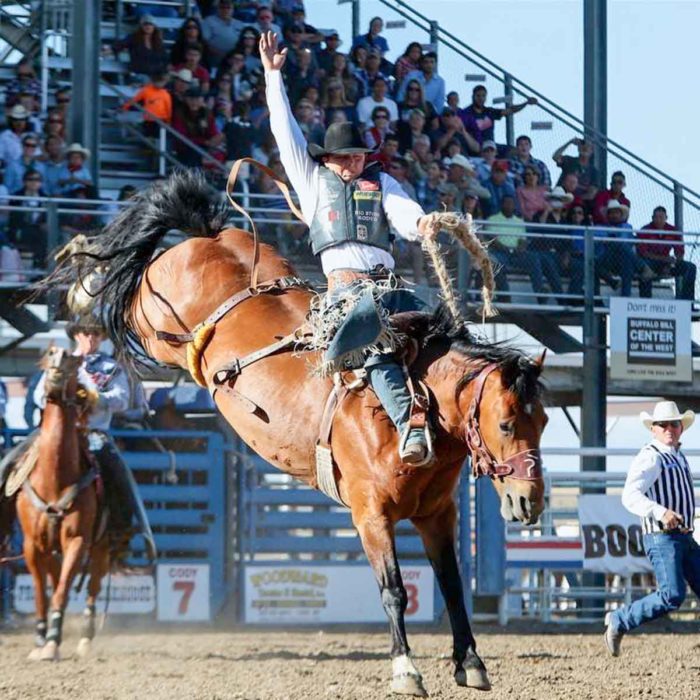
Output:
top-left (23, 541), bottom-right (49, 661)
top-left (412, 502), bottom-right (491, 690)
top-left (355, 512), bottom-right (427, 697)
top-left (77, 540), bottom-right (110, 658)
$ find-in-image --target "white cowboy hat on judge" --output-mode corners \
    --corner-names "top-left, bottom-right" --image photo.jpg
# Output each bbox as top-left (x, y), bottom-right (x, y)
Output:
top-left (640, 400), bottom-right (695, 431)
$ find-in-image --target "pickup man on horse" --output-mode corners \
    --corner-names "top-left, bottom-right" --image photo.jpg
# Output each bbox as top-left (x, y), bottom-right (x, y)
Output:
top-left (261, 30), bottom-right (440, 466)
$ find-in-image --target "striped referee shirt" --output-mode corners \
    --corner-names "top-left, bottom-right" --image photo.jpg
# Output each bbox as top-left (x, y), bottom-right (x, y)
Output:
top-left (622, 439), bottom-right (696, 534)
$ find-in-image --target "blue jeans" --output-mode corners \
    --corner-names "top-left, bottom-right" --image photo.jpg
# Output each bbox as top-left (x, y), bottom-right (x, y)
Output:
top-left (491, 249), bottom-right (563, 303)
top-left (611, 532), bottom-right (700, 633)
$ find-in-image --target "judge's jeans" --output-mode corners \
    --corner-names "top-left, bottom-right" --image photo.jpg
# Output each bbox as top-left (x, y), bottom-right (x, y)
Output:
top-left (364, 354), bottom-right (413, 439)
top-left (609, 532), bottom-right (700, 633)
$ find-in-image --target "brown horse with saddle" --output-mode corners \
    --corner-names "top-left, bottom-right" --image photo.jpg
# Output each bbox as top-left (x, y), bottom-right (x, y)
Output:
top-left (13, 346), bottom-right (111, 661)
top-left (47, 170), bottom-right (547, 695)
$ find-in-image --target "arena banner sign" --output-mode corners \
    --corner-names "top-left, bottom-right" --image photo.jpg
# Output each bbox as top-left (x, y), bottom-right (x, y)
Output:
top-left (610, 298), bottom-right (692, 382)
top-left (578, 495), bottom-right (653, 576)
top-left (243, 565), bottom-right (434, 624)
top-left (13, 574), bottom-right (155, 615)
top-left (156, 563), bottom-right (210, 622)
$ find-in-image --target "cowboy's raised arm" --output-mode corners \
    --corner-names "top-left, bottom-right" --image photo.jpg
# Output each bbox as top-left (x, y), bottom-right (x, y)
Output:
top-left (260, 31), bottom-right (317, 223)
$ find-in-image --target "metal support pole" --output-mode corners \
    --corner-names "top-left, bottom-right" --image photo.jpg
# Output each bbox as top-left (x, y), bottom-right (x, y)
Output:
top-left (673, 181), bottom-right (684, 231)
top-left (158, 126), bottom-right (166, 177)
top-left (45, 201), bottom-right (60, 322)
top-left (351, 0), bottom-right (360, 40)
top-left (71, 0), bottom-right (101, 193)
top-left (429, 20), bottom-right (439, 60)
top-left (504, 72), bottom-right (515, 148)
top-left (584, 0), bottom-right (607, 187)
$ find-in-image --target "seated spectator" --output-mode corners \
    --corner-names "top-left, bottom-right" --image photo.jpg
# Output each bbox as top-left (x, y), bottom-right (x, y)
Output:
top-left (352, 16), bottom-right (390, 57)
top-left (397, 52), bottom-right (445, 112)
top-left (396, 108), bottom-right (429, 154)
top-left (170, 17), bottom-right (210, 68)
top-left (301, 85), bottom-right (325, 127)
top-left (553, 137), bottom-right (599, 206)
top-left (4, 59), bottom-right (41, 107)
top-left (637, 206), bottom-right (696, 300)
top-left (325, 52), bottom-right (362, 104)
top-left (592, 170), bottom-right (631, 225)
top-left (42, 109), bottom-right (66, 145)
top-left (254, 5), bottom-right (283, 37)
top-left (415, 161), bottom-right (443, 212)
top-left (561, 172), bottom-right (584, 209)
top-left (356, 76), bottom-right (398, 130)
top-left (433, 108), bottom-right (479, 158)
top-left (317, 31), bottom-right (343, 76)
top-left (286, 4), bottom-right (323, 47)
top-left (8, 168), bottom-right (48, 267)
top-left (405, 134), bottom-right (434, 182)
top-left (0, 105), bottom-right (34, 165)
top-left (394, 42), bottom-right (422, 86)
top-left (355, 48), bottom-right (388, 97)
top-left (596, 200), bottom-right (653, 298)
top-left (282, 26), bottom-right (314, 74)
top-left (173, 43), bottom-right (211, 94)
top-left (53, 88), bottom-right (72, 120)
top-left (445, 154), bottom-right (490, 209)
top-left (473, 139), bottom-right (498, 183)
top-left (561, 204), bottom-right (589, 297)
top-left (364, 107), bottom-right (394, 150)
top-left (484, 160), bottom-right (516, 216)
top-left (446, 91), bottom-right (460, 111)
top-left (15, 90), bottom-right (42, 133)
top-left (59, 185), bottom-right (101, 238)
top-left (348, 44), bottom-right (368, 77)
top-left (4, 133), bottom-right (45, 194)
top-left (170, 68), bottom-right (194, 117)
top-left (122, 72), bottom-right (173, 138)
top-left (293, 99), bottom-right (324, 146)
top-left (369, 133), bottom-right (400, 170)
top-left (320, 78), bottom-right (356, 126)
top-left (171, 86), bottom-right (224, 167)
top-left (57, 143), bottom-right (94, 195)
top-left (201, 0), bottom-right (244, 68)
top-left (397, 79), bottom-right (438, 126)
top-left (209, 70), bottom-right (234, 107)
top-left (486, 195), bottom-right (562, 304)
top-left (460, 85), bottom-right (537, 151)
top-left (387, 156), bottom-right (417, 199)
top-left (218, 50), bottom-right (255, 101)
top-left (462, 187), bottom-right (486, 220)
top-left (114, 14), bottom-right (168, 79)
top-left (287, 48), bottom-right (320, 104)
top-left (233, 26), bottom-right (263, 73)
top-left (221, 102), bottom-right (257, 162)
top-left (273, 0), bottom-right (301, 25)
top-left (39, 135), bottom-right (66, 197)
top-left (516, 166), bottom-right (548, 222)
top-left (509, 134), bottom-right (551, 187)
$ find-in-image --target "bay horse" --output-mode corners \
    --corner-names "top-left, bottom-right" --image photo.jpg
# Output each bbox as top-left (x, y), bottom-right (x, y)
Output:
top-left (16, 346), bottom-right (110, 661)
top-left (50, 171), bottom-right (547, 694)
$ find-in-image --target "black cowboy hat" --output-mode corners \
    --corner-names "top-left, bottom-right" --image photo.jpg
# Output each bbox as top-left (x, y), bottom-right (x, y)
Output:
top-left (66, 312), bottom-right (105, 341)
top-left (307, 122), bottom-right (375, 160)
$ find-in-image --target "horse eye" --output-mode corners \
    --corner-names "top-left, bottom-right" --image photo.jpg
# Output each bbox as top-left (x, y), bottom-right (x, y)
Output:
top-left (499, 421), bottom-right (514, 434)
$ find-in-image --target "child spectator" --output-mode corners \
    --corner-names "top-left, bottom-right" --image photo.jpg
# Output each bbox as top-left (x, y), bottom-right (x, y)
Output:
top-left (57, 143), bottom-right (94, 195)
top-left (122, 73), bottom-right (173, 138)
top-left (173, 43), bottom-right (211, 94)
top-left (170, 18), bottom-right (210, 68)
top-left (509, 134), bottom-right (551, 187)
top-left (3, 133), bottom-right (45, 194)
top-left (447, 91), bottom-right (460, 111)
top-left (352, 17), bottom-right (390, 57)
top-left (397, 52), bottom-right (445, 112)
top-left (394, 42), bottom-right (422, 86)
top-left (171, 86), bottom-right (224, 167)
top-left (114, 14), bottom-right (168, 79)
top-left (592, 170), bottom-right (631, 224)
top-left (0, 105), bottom-right (34, 165)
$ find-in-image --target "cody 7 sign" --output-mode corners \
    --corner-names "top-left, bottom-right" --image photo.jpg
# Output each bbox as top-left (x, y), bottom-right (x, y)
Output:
top-left (156, 564), bottom-right (211, 621)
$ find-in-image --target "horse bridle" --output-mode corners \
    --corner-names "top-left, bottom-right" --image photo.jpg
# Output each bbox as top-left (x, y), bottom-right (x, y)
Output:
top-left (464, 363), bottom-right (543, 481)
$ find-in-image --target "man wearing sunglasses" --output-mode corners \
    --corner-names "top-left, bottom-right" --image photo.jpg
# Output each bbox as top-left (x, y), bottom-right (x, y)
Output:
top-left (604, 400), bottom-right (700, 656)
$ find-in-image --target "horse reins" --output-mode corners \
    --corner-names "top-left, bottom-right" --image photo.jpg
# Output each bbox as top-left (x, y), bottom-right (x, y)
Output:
top-left (465, 363), bottom-right (543, 481)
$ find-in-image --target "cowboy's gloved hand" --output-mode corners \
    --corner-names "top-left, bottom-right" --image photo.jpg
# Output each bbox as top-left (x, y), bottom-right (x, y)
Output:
top-left (418, 214), bottom-right (441, 241)
top-left (259, 31), bottom-right (287, 72)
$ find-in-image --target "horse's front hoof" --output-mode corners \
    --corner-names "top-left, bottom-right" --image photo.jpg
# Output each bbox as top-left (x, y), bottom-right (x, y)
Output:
top-left (27, 646), bottom-right (44, 662)
top-left (390, 674), bottom-right (428, 697)
top-left (76, 638), bottom-right (91, 658)
top-left (456, 665), bottom-right (491, 691)
top-left (39, 640), bottom-right (60, 662)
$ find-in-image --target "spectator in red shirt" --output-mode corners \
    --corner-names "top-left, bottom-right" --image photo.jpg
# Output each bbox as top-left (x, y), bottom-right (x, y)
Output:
top-left (174, 43), bottom-right (210, 94)
top-left (171, 86), bottom-right (223, 167)
top-left (637, 206), bottom-right (696, 300)
top-left (592, 170), bottom-right (631, 224)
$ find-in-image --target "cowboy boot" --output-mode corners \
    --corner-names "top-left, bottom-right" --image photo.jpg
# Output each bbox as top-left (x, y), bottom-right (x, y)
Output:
top-left (365, 359), bottom-right (430, 466)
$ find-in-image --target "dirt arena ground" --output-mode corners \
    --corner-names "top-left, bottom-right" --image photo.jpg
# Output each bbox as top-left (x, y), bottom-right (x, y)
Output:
top-left (1, 621), bottom-right (699, 699)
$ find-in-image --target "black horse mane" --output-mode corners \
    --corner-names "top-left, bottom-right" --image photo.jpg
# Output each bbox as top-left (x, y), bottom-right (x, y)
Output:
top-left (43, 170), bottom-right (229, 366)
top-left (423, 304), bottom-right (544, 405)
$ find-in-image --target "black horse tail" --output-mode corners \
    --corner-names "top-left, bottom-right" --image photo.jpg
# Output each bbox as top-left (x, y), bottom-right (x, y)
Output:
top-left (42, 170), bottom-right (229, 366)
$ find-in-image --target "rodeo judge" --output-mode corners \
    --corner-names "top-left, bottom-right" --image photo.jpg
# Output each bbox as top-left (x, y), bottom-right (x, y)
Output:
top-left (604, 401), bottom-right (700, 656)
top-left (33, 313), bottom-right (156, 562)
top-left (260, 31), bottom-right (441, 466)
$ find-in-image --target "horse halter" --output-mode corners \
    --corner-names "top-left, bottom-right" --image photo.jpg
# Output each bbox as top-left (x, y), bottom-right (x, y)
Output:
top-left (464, 363), bottom-right (543, 481)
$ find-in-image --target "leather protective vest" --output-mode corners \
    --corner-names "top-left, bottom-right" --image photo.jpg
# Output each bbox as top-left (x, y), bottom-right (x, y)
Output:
top-left (309, 162), bottom-right (392, 255)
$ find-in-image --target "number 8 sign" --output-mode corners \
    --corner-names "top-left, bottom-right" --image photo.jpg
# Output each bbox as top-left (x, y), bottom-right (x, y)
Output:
top-left (157, 564), bottom-right (211, 621)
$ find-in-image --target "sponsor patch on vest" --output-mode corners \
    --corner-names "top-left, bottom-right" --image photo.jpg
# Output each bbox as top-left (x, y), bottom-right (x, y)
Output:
top-left (357, 179), bottom-right (380, 192)
top-left (356, 225), bottom-right (369, 241)
top-left (328, 210), bottom-right (339, 221)
top-left (353, 191), bottom-right (382, 201)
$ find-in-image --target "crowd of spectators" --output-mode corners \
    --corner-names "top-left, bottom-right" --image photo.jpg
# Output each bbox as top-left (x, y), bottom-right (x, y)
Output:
top-left (0, 1), bottom-right (695, 302)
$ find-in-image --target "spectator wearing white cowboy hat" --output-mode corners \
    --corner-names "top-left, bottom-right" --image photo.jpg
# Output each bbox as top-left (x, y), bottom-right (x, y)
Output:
top-left (445, 153), bottom-right (489, 208)
top-left (57, 143), bottom-right (94, 195)
top-left (0, 104), bottom-right (33, 165)
top-left (605, 400), bottom-right (700, 657)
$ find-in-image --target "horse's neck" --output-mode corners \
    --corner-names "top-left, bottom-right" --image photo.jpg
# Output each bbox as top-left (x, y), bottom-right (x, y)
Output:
top-left (36, 402), bottom-right (83, 496)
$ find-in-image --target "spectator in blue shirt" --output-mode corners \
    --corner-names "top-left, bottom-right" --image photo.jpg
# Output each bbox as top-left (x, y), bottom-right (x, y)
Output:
top-left (397, 52), bottom-right (445, 112)
top-left (352, 17), bottom-right (390, 57)
top-left (484, 160), bottom-right (517, 216)
top-left (56, 143), bottom-right (94, 195)
top-left (3, 133), bottom-right (45, 194)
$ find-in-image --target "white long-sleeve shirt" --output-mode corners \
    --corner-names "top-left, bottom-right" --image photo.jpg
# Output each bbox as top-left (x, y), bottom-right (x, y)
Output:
top-left (621, 439), bottom-right (696, 533)
top-left (265, 69), bottom-right (425, 275)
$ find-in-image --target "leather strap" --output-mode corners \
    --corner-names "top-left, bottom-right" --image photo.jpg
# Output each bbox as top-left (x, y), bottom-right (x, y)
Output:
top-left (22, 467), bottom-right (97, 517)
top-left (405, 373), bottom-right (429, 431)
top-left (318, 379), bottom-right (349, 449)
top-left (226, 158), bottom-right (306, 290)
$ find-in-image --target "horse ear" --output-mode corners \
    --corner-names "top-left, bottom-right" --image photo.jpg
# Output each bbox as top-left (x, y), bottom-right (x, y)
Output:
top-left (534, 349), bottom-right (547, 370)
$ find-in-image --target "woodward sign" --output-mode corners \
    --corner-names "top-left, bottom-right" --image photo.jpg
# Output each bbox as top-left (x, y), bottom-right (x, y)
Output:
top-left (610, 298), bottom-right (692, 382)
